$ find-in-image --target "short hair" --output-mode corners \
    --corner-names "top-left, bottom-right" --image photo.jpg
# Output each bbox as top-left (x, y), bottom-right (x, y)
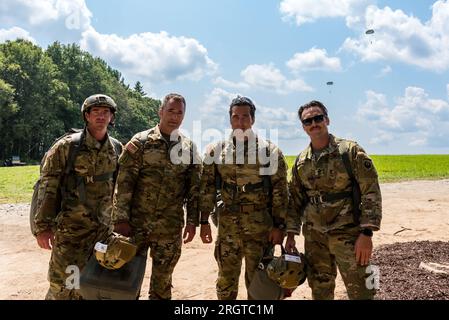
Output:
top-left (160, 93), bottom-right (186, 110)
top-left (228, 95), bottom-right (256, 120)
top-left (298, 100), bottom-right (328, 120)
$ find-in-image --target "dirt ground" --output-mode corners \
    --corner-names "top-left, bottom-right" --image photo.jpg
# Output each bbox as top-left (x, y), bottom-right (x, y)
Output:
top-left (1, 179), bottom-right (448, 300)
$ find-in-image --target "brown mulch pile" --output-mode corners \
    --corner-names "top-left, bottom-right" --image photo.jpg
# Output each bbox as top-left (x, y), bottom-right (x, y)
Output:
top-left (371, 241), bottom-right (449, 300)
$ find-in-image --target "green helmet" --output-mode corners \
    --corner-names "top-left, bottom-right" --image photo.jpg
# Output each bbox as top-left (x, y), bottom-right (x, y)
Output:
top-left (94, 232), bottom-right (137, 270)
top-left (266, 252), bottom-right (307, 289)
top-left (81, 94), bottom-right (117, 114)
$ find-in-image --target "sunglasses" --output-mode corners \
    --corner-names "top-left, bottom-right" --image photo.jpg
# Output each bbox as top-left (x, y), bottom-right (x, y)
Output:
top-left (301, 114), bottom-right (326, 126)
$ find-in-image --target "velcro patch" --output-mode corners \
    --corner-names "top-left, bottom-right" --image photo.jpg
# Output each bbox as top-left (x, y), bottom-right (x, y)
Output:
top-left (125, 141), bottom-right (139, 154)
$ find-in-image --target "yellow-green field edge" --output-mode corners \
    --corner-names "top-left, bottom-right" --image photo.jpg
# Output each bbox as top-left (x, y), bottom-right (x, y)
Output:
top-left (286, 154), bottom-right (449, 183)
top-left (1, 154), bottom-right (449, 204)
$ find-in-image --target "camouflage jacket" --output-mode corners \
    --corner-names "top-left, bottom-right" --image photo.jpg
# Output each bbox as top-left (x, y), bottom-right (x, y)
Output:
top-left (200, 135), bottom-right (289, 230)
top-left (112, 125), bottom-right (202, 236)
top-left (287, 134), bottom-right (382, 234)
top-left (34, 129), bottom-right (122, 234)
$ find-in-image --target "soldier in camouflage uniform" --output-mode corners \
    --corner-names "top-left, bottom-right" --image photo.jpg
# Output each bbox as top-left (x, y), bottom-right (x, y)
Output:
top-left (200, 96), bottom-right (289, 300)
top-left (285, 100), bottom-right (382, 300)
top-left (112, 93), bottom-right (202, 300)
top-left (35, 94), bottom-right (122, 300)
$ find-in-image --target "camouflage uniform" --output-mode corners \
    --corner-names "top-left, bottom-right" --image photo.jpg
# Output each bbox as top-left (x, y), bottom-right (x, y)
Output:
top-left (35, 129), bottom-right (122, 300)
top-left (287, 134), bottom-right (382, 300)
top-left (200, 136), bottom-right (288, 300)
top-left (112, 125), bottom-right (202, 300)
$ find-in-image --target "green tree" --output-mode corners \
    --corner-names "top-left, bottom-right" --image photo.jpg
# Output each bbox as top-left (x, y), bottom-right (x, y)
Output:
top-left (1, 39), bottom-right (160, 162)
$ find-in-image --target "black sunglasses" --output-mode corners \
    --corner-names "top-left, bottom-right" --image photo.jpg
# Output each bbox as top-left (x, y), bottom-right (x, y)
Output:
top-left (301, 114), bottom-right (325, 126)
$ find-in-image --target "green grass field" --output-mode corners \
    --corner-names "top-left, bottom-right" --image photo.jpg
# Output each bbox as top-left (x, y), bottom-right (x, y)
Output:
top-left (285, 155), bottom-right (449, 182)
top-left (0, 166), bottom-right (39, 204)
top-left (1, 155), bottom-right (449, 204)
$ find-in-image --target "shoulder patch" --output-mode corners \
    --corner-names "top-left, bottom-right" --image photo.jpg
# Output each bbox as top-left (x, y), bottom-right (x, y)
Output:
top-left (125, 141), bottom-right (139, 154)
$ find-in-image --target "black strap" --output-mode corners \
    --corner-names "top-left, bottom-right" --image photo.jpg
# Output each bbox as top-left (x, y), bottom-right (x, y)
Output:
top-left (223, 181), bottom-right (265, 193)
top-left (76, 172), bottom-right (115, 203)
top-left (308, 191), bottom-right (352, 205)
top-left (60, 131), bottom-right (83, 200)
top-left (340, 147), bottom-right (362, 224)
top-left (110, 138), bottom-right (123, 158)
top-left (341, 152), bottom-right (354, 181)
top-left (64, 132), bottom-right (83, 176)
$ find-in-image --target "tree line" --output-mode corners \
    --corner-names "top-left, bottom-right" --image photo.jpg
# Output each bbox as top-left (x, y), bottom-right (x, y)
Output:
top-left (0, 39), bottom-right (160, 163)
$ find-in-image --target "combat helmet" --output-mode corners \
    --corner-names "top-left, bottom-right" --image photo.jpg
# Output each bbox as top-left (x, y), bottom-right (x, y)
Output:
top-left (266, 251), bottom-right (307, 289)
top-left (81, 94), bottom-right (117, 113)
top-left (94, 232), bottom-right (137, 270)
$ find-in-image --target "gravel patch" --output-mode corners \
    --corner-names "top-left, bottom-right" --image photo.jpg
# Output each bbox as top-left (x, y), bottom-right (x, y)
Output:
top-left (372, 241), bottom-right (449, 300)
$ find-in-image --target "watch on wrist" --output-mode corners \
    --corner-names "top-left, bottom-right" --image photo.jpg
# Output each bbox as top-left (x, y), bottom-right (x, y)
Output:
top-left (361, 228), bottom-right (373, 237)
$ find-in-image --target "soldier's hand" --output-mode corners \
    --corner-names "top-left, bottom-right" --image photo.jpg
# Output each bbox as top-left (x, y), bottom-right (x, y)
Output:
top-left (285, 233), bottom-right (297, 254)
top-left (355, 233), bottom-right (373, 266)
top-left (268, 228), bottom-right (284, 245)
top-left (36, 230), bottom-right (54, 250)
top-left (183, 224), bottom-right (196, 244)
top-left (114, 222), bottom-right (131, 237)
top-left (200, 224), bottom-right (213, 243)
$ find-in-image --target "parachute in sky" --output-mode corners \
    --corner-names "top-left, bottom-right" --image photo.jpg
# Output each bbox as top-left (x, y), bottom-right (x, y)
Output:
top-left (326, 81), bottom-right (333, 93)
top-left (366, 29), bottom-right (375, 44)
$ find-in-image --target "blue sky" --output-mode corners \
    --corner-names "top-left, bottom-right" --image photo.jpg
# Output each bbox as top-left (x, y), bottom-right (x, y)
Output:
top-left (1, 0), bottom-right (449, 155)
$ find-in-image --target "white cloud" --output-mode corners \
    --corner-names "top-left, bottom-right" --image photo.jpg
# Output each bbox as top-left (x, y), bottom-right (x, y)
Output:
top-left (342, 2), bottom-right (449, 71)
top-left (255, 105), bottom-right (304, 140)
top-left (200, 88), bottom-right (235, 129)
top-left (369, 131), bottom-right (394, 145)
top-left (1, 0), bottom-right (217, 85)
top-left (279, 0), bottom-right (371, 27)
top-left (218, 64), bottom-right (313, 94)
top-left (80, 28), bottom-right (217, 83)
top-left (0, 27), bottom-right (35, 43)
top-left (0, 0), bottom-right (92, 42)
top-left (358, 86), bottom-right (449, 147)
top-left (377, 65), bottom-right (392, 78)
top-left (286, 48), bottom-right (342, 72)
top-left (213, 77), bottom-right (249, 90)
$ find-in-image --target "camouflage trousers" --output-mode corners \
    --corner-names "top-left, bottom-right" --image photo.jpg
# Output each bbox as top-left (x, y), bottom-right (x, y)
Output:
top-left (302, 224), bottom-right (376, 300)
top-left (136, 231), bottom-right (182, 300)
top-left (214, 234), bottom-right (269, 300)
top-left (46, 216), bottom-right (109, 300)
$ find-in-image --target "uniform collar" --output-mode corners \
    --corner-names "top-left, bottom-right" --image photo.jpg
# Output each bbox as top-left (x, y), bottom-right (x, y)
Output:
top-left (304, 134), bottom-right (338, 160)
top-left (152, 124), bottom-right (182, 144)
top-left (85, 128), bottom-right (112, 150)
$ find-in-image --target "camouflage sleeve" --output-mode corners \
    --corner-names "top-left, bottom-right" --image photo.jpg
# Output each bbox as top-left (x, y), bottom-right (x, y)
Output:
top-left (184, 142), bottom-right (203, 226)
top-left (351, 144), bottom-right (382, 231)
top-left (199, 145), bottom-right (218, 216)
top-left (34, 140), bottom-right (69, 234)
top-left (112, 135), bottom-right (143, 224)
top-left (270, 146), bottom-right (289, 228)
top-left (286, 157), bottom-right (307, 235)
